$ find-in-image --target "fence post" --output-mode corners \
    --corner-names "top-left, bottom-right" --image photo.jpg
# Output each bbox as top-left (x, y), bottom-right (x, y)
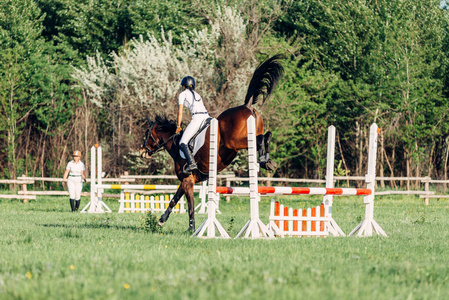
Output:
top-left (423, 177), bottom-right (430, 206)
top-left (124, 171), bottom-right (129, 185)
top-left (20, 175), bottom-right (28, 203)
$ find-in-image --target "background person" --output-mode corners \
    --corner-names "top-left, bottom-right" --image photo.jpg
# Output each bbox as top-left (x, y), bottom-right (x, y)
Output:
top-left (176, 76), bottom-right (210, 174)
top-left (62, 150), bottom-right (87, 212)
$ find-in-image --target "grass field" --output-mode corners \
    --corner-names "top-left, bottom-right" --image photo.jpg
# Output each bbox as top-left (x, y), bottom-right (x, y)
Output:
top-left (1, 194), bottom-right (449, 300)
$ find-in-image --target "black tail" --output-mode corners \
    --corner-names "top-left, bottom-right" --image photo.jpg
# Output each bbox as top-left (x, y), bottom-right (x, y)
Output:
top-left (244, 54), bottom-right (284, 107)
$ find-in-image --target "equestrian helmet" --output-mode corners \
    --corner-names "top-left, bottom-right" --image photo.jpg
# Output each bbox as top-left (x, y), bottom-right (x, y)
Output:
top-left (181, 76), bottom-right (195, 90)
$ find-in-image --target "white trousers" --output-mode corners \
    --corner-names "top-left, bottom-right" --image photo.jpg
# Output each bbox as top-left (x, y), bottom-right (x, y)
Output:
top-left (180, 114), bottom-right (210, 145)
top-left (67, 176), bottom-right (83, 200)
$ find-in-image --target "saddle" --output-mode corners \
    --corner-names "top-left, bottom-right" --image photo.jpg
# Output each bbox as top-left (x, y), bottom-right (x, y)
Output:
top-left (179, 118), bottom-right (212, 159)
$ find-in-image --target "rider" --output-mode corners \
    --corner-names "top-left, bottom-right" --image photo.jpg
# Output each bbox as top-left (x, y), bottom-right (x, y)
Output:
top-left (176, 76), bottom-right (210, 175)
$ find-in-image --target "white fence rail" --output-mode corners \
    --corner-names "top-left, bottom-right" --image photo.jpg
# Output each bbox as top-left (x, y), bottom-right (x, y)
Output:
top-left (1, 174), bottom-right (449, 205)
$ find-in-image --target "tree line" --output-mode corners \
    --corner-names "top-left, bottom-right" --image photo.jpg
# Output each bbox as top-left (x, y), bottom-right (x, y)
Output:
top-left (1, 0), bottom-right (449, 183)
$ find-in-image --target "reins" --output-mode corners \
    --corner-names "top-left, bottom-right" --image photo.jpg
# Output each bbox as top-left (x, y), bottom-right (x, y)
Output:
top-left (143, 124), bottom-right (179, 156)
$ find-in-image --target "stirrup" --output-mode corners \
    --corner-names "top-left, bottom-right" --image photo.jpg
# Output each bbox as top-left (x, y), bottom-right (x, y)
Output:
top-left (183, 163), bottom-right (198, 175)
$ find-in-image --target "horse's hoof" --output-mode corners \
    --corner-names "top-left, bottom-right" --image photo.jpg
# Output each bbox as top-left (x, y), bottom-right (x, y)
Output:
top-left (265, 159), bottom-right (277, 171)
top-left (158, 221), bottom-right (164, 227)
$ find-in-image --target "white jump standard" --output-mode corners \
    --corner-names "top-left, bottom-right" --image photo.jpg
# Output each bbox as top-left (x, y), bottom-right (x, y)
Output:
top-left (322, 125), bottom-right (345, 236)
top-left (235, 116), bottom-right (274, 238)
top-left (348, 124), bottom-right (387, 237)
top-left (192, 118), bottom-right (230, 238)
top-left (268, 123), bottom-right (386, 238)
top-left (193, 115), bottom-right (386, 238)
top-left (81, 145), bottom-right (112, 213)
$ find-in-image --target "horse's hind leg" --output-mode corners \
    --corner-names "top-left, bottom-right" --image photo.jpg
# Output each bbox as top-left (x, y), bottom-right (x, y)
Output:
top-left (257, 134), bottom-right (268, 167)
top-left (259, 131), bottom-right (277, 171)
top-left (159, 187), bottom-right (184, 225)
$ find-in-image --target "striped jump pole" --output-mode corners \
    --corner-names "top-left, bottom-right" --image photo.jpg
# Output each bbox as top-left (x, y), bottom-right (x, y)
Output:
top-left (192, 118), bottom-right (230, 238)
top-left (215, 186), bottom-right (372, 196)
top-left (97, 184), bottom-right (199, 190)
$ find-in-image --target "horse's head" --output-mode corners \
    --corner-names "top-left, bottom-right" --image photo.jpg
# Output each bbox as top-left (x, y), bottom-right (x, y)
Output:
top-left (140, 115), bottom-right (178, 159)
top-left (140, 121), bottom-right (159, 159)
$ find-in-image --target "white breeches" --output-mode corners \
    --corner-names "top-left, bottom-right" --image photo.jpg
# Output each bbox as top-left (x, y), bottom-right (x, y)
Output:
top-left (68, 176), bottom-right (83, 200)
top-left (180, 114), bottom-right (210, 145)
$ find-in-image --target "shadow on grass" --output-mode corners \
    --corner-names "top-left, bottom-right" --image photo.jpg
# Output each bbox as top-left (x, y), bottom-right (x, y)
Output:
top-left (36, 222), bottom-right (175, 235)
top-left (37, 222), bottom-right (140, 231)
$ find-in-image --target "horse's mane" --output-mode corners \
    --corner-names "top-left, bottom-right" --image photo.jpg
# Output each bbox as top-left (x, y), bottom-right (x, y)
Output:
top-left (244, 54), bottom-right (284, 107)
top-left (155, 115), bottom-right (177, 133)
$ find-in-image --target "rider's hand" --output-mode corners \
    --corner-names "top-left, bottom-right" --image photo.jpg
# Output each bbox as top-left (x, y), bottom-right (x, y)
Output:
top-left (62, 181), bottom-right (66, 188)
top-left (176, 126), bottom-right (182, 133)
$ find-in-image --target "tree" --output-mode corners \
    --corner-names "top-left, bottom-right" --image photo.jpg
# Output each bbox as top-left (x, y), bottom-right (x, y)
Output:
top-left (36, 0), bottom-right (133, 58)
top-left (73, 1), bottom-right (286, 175)
top-left (270, 0), bottom-right (449, 180)
top-left (0, 0), bottom-right (46, 178)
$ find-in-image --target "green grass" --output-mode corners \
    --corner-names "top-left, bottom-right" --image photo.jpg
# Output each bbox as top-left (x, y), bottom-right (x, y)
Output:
top-left (0, 195), bottom-right (449, 299)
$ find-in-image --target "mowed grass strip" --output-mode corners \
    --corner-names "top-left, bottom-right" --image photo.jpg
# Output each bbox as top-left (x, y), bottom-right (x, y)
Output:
top-left (0, 195), bottom-right (448, 299)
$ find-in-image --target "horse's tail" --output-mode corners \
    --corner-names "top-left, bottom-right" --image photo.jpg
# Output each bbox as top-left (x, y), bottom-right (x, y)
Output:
top-left (244, 54), bottom-right (284, 107)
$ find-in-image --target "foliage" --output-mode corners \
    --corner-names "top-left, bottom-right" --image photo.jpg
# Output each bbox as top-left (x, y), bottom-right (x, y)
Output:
top-left (0, 0), bottom-right (46, 177)
top-left (140, 211), bottom-right (163, 234)
top-left (129, 0), bottom-right (205, 45)
top-left (269, 0), bottom-right (449, 178)
top-left (72, 29), bottom-right (219, 112)
top-left (36, 0), bottom-right (133, 57)
top-left (334, 160), bottom-right (350, 177)
top-left (72, 1), bottom-right (279, 174)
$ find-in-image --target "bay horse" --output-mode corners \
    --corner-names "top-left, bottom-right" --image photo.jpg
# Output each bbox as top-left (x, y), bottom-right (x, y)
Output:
top-left (140, 54), bottom-right (284, 232)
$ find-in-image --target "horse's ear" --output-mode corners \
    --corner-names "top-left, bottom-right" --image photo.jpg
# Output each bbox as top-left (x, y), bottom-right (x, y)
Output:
top-left (146, 116), bottom-right (152, 126)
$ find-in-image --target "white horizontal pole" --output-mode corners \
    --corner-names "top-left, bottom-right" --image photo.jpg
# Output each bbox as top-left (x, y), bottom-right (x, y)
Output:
top-left (97, 184), bottom-right (203, 191)
top-left (216, 186), bottom-right (372, 196)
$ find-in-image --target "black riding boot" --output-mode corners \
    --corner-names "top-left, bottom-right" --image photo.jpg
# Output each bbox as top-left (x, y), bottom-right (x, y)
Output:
top-left (70, 199), bottom-right (75, 212)
top-left (75, 200), bottom-right (80, 212)
top-left (180, 143), bottom-right (198, 175)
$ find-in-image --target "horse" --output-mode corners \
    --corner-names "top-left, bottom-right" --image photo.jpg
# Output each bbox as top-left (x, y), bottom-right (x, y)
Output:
top-left (140, 54), bottom-right (284, 232)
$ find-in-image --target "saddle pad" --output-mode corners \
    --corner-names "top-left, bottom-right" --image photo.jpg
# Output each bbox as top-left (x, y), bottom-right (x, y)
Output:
top-left (179, 120), bottom-right (210, 159)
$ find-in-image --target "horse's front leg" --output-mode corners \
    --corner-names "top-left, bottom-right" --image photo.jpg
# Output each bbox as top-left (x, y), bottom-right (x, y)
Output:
top-left (182, 179), bottom-right (196, 233)
top-left (186, 192), bottom-right (196, 233)
top-left (159, 186), bottom-right (185, 226)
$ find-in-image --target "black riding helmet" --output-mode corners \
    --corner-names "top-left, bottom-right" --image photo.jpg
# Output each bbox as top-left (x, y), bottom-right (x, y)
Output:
top-left (181, 76), bottom-right (195, 90)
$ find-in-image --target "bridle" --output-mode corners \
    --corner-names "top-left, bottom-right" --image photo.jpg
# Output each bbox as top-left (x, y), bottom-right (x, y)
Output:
top-left (142, 123), bottom-right (178, 157)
